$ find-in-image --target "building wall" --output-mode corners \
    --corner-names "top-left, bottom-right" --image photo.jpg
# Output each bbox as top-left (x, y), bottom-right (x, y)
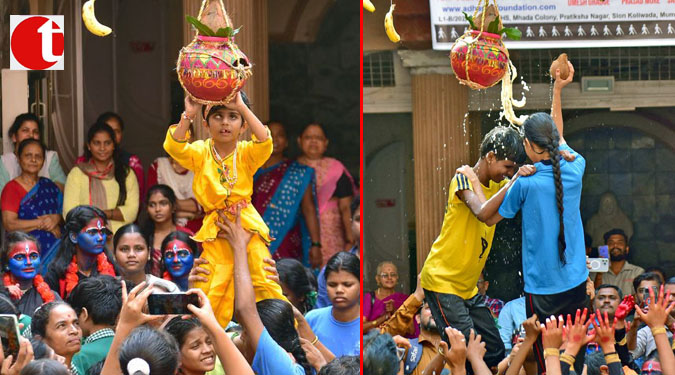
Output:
top-left (268, 0), bottom-right (360, 181)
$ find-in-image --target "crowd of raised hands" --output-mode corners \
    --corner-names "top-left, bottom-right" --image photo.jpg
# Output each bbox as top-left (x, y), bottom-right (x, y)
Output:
top-left (377, 286), bottom-right (675, 375)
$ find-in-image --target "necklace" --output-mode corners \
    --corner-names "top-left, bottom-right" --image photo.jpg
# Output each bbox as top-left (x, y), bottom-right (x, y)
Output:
top-left (211, 142), bottom-right (238, 190)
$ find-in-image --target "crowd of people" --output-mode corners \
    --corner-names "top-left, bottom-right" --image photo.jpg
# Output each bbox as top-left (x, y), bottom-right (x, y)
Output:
top-left (0, 90), bottom-right (359, 374)
top-left (364, 61), bottom-right (675, 375)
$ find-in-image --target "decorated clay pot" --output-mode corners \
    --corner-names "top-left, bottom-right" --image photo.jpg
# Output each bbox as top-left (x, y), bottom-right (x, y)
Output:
top-left (177, 35), bottom-right (252, 105)
top-left (450, 30), bottom-right (509, 89)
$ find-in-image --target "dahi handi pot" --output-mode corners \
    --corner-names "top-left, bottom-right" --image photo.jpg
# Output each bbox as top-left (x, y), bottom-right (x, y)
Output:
top-left (177, 35), bottom-right (252, 105)
top-left (450, 30), bottom-right (509, 90)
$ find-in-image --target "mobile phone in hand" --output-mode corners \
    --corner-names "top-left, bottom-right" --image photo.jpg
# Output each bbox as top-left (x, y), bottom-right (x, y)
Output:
top-left (0, 314), bottom-right (21, 361)
top-left (147, 293), bottom-right (200, 315)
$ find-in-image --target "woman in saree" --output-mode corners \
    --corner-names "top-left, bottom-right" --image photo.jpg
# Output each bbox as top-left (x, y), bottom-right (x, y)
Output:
top-left (297, 123), bottom-right (357, 265)
top-left (1, 139), bottom-right (62, 270)
top-left (252, 121), bottom-right (322, 269)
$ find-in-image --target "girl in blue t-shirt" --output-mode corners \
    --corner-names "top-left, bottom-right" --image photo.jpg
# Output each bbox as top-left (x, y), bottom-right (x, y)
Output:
top-left (498, 61), bottom-right (589, 374)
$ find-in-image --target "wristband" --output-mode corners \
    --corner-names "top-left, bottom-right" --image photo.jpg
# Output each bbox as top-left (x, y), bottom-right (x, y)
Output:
top-left (603, 351), bottom-right (616, 357)
top-left (560, 353), bottom-right (575, 366)
top-left (543, 348), bottom-right (559, 359)
top-left (604, 353), bottom-right (620, 364)
top-left (311, 335), bottom-right (319, 345)
top-left (651, 326), bottom-right (667, 336)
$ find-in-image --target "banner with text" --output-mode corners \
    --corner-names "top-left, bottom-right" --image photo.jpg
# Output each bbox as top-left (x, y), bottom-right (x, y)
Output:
top-left (430, 0), bottom-right (675, 49)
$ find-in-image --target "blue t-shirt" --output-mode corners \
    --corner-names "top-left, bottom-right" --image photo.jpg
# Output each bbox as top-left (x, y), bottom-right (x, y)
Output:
top-left (498, 143), bottom-right (588, 295)
top-left (252, 328), bottom-right (305, 375)
top-left (305, 306), bottom-right (359, 357)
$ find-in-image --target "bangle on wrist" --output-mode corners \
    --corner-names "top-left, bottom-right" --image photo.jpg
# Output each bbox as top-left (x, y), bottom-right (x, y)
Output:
top-left (560, 353), bottom-right (575, 365)
top-left (311, 242), bottom-right (322, 248)
top-left (651, 326), bottom-right (667, 336)
top-left (543, 348), bottom-right (559, 359)
top-left (181, 111), bottom-right (194, 124)
top-left (311, 335), bottom-right (319, 345)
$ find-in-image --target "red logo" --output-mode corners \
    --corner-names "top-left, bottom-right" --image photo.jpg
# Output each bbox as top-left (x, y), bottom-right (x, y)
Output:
top-left (10, 15), bottom-right (64, 70)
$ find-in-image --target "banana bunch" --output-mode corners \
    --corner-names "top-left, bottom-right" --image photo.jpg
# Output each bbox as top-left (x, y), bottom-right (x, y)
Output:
top-left (363, 0), bottom-right (375, 12)
top-left (384, 4), bottom-right (400, 43)
top-left (82, 0), bottom-right (112, 37)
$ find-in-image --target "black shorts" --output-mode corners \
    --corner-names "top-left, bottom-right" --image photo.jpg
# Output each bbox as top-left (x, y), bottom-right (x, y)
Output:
top-left (525, 281), bottom-right (590, 375)
top-left (425, 289), bottom-right (505, 369)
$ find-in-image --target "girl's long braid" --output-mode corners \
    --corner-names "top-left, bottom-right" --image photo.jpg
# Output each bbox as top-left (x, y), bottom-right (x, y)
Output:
top-left (546, 139), bottom-right (566, 264)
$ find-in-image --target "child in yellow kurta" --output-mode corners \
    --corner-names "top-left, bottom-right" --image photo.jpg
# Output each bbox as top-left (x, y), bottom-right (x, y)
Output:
top-left (163, 92), bottom-right (285, 326)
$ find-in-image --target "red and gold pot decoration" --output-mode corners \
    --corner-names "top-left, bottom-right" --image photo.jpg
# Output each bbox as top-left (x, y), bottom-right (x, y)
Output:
top-left (450, 30), bottom-right (509, 90)
top-left (177, 0), bottom-right (252, 105)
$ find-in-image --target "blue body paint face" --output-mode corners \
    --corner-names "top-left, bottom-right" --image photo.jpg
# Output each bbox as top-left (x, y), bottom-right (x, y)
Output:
top-left (76, 218), bottom-right (108, 255)
top-left (163, 240), bottom-right (194, 279)
top-left (8, 241), bottom-right (40, 280)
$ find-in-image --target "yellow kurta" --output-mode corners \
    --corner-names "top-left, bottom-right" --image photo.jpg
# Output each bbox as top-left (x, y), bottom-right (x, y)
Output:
top-left (163, 125), bottom-right (285, 326)
top-left (62, 167), bottom-right (139, 234)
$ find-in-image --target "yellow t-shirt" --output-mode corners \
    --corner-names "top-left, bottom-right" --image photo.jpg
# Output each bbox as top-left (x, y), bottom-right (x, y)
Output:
top-left (420, 173), bottom-right (508, 299)
top-left (163, 126), bottom-right (272, 242)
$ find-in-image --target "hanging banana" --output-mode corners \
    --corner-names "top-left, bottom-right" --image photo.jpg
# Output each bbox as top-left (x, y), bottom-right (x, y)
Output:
top-left (82, 0), bottom-right (112, 37)
top-left (363, 0), bottom-right (375, 12)
top-left (384, 4), bottom-right (400, 43)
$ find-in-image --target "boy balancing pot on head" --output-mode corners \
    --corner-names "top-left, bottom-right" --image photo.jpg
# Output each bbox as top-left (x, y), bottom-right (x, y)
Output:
top-left (164, 91), bottom-right (285, 326)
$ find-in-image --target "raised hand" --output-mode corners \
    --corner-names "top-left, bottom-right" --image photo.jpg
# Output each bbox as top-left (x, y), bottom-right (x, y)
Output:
top-left (541, 315), bottom-right (564, 350)
top-left (466, 329), bottom-right (486, 362)
top-left (615, 295), bottom-right (635, 320)
top-left (1, 338), bottom-right (33, 375)
top-left (554, 61), bottom-right (575, 90)
top-left (522, 314), bottom-right (541, 343)
top-left (188, 257), bottom-right (210, 288)
top-left (439, 327), bottom-right (467, 375)
top-left (184, 95), bottom-right (200, 119)
top-left (262, 258), bottom-right (280, 285)
top-left (635, 284), bottom-right (675, 328)
top-left (594, 310), bottom-right (617, 353)
top-left (413, 273), bottom-right (425, 302)
top-left (118, 281), bottom-right (163, 329)
top-left (563, 308), bottom-right (595, 356)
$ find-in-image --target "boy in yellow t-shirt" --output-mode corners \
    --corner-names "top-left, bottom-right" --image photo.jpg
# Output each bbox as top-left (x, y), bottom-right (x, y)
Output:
top-left (164, 91), bottom-right (285, 327)
top-left (420, 126), bottom-right (529, 369)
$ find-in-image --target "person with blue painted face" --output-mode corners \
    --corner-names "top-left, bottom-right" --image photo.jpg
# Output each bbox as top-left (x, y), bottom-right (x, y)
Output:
top-left (113, 223), bottom-right (178, 293)
top-left (1, 231), bottom-right (60, 317)
top-left (160, 231), bottom-right (199, 292)
top-left (45, 206), bottom-right (118, 299)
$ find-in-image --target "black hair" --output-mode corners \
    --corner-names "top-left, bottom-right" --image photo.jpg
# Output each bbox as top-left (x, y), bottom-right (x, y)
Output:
top-left (300, 122), bottom-right (329, 140)
top-left (318, 356), bottom-right (360, 375)
top-left (159, 231), bottom-right (200, 276)
top-left (633, 272), bottom-right (663, 293)
top-left (645, 266), bottom-right (667, 283)
top-left (305, 266), bottom-right (318, 294)
top-left (202, 91), bottom-right (251, 121)
top-left (480, 126), bottom-right (526, 164)
top-left (0, 293), bottom-right (19, 317)
top-left (8, 113), bottom-right (42, 142)
top-left (584, 351), bottom-right (606, 375)
top-left (30, 337), bottom-right (52, 360)
top-left (113, 223), bottom-right (150, 274)
top-left (666, 277), bottom-right (675, 286)
top-left (31, 301), bottom-right (72, 338)
top-left (603, 228), bottom-right (628, 244)
top-left (363, 331), bottom-right (398, 375)
top-left (324, 251), bottom-right (360, 281)
top-left (584, 233), bottom-right (592, 248)
top-left (19, 359), bottom-right (70, 375)
top-left (522, 112), bottom-right (566, 264)
top-left (16, 138), bottom-right (46, 159)
top-left (256, 299), bottom-right (312, 375)
top-left (2, 231), bottom-right (40, 271)
top-left (50, 206), bottom-right (117, 283)
top-left (164, 316), bottom-right (204, 349)
top-left (83, 122), bottom-right (129, 206)
top-left (86, 360), bottom-right (106, 375)
top-left (277, 258), bottom-right (316, 314)
top-left (119, 327), bottom-right (179, 375)
top-left (96, 111), bottom-right (125, 131)
top-left (66, 275), bottom-right (122, 327)
top-left (594, 284), bottom-right (623, 300)
top-left (143, 184), bottom-right (178, 263)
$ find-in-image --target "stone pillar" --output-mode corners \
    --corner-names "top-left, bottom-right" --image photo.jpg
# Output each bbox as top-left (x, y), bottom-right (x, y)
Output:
top-left (411, 74), bottom-right (473, 272)
top-left (183, 0), bottom-right (269, 139)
